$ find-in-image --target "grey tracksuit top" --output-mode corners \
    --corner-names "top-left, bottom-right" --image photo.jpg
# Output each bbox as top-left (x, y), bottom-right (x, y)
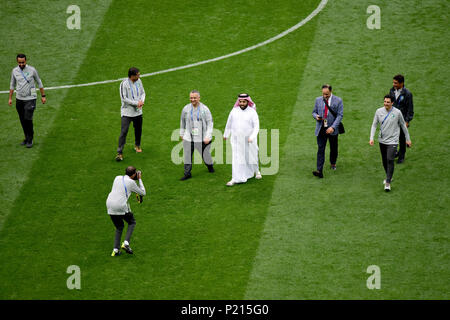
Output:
top-left (370, 106), bottom-right (410, 145)
top-left (10, 65), bottom-right (44, 101)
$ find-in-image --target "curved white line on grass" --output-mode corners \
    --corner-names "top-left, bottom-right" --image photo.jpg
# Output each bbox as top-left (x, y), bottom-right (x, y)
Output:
top-left (0, 0), bottom-right (328, 94)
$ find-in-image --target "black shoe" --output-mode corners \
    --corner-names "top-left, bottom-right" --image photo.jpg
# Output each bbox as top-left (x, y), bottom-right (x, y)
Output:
top-left (207, 166), bottom-right (215, 173)
top-left (331, 164), bottom-right (336, 170)
top-left (397, 158), bottom-right (404, 164)
top-left (26, 141), bottom-right (33, 148)
top-left (121, 243), bottom-right (133, 254)
top-left (312, 170), bottom-right (323, 178)
top-left (180, 174), bottom-right (192, 181)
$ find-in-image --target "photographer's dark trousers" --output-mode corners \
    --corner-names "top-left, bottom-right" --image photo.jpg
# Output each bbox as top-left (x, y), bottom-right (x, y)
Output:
top-left (117, 115), bottom-right (142, 154)
top-left (316, 126), bottom-right (338, 172)
top-left (379, 143), bottom-right (397, 183)
top-left (110, 212), bottom-right (136, 249)
top-left (16, 99), bottom-right (36, 143)
top-left (398, 129), bottom-right (407, 160)
top-left (183, 140), bottom-right (213, 175)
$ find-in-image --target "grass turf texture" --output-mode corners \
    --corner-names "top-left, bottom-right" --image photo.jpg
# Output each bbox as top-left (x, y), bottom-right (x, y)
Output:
top-left (0, 0), bottom-right (448, 299)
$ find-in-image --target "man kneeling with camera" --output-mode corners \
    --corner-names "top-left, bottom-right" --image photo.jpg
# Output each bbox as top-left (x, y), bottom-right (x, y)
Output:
top-left (106, 166), bottom-right (146, 256)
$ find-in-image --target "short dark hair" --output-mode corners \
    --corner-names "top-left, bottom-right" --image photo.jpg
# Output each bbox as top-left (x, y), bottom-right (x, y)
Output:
top-left (16, 53), bottom-right (26, 60)
top-left (322, 84), bottom-right (332, 91)
top-left (393, 74), bottom-right (404, 84)
top-left (125, 166), bottom-right (136, 177)
top-left (384, 94), bottom-right (394, 102)
top-left (128, 67), bottom-right (140, 78)
top-left (190, 90), bottom-right (200, 97)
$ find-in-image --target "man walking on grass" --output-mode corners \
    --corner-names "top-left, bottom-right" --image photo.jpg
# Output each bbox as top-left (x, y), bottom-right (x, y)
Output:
top-left (8, 53), bottom-right (46, 148)
top-left (223, 93), bottom-right (261, 186)
top-left (179, 90), bottom-right (215, 180)
top-left (370, 94), bottom-right (412, 192)
top-left (312, 84), bottom-right (344, 178)
top-left (389, 74), bottom-right (414, 164)
top-left (115, 67), bottom-right (146, 161)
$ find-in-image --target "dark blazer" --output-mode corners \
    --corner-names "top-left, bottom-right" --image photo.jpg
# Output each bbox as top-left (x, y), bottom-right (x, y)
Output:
top-left (389, 87), bottom-right (414, 123)
top-left (312, 94), bottom-right (344, 136)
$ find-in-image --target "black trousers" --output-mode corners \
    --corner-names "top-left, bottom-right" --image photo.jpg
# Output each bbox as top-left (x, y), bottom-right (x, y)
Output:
top-left (117, 115), bottom-right (143, 154)
top-left (316, 126), bottom-right (338, 172)
top-left (379, 143), bottom-right (397, 183)
top-left (183, 140), bottom-right (213, 175)
top-left (16, 99), bottom-right (36, 143)
top-left (398, 129), bottom-right (407, 159)
top-left (110, 212), bottom-right (136, 249)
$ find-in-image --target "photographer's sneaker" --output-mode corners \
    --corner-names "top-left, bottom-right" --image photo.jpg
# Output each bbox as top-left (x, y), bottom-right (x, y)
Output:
top-left (111, 249), bottom-right (122, 257)
top-left (121, 242), bottom-right (133, 254)
top-left (115, 153), bottom-right (123, 161)
top-left (384, 183), bottom-right (391, 192)
top-left (255, 171), bottom-right (262, 179)
top-left (134, 145), bottom-right (142, 153)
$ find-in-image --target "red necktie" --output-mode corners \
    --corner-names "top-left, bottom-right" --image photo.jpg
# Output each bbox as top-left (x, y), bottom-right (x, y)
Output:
top-left (324, 99), bottom-right (329, 118)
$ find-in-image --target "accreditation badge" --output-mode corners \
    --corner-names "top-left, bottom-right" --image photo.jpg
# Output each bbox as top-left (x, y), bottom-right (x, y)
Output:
top-left (324, 119), bottom-right (328, 127)
top-left (191, 127), bottom-right (200, 136)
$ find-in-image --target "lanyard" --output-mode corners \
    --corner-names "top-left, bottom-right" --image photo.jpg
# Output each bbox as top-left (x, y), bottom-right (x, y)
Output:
top-left (381, 109), bottom-right (393, 126)
top-left (380, 109), bottom-right (393, 137)
top-left (122, 176), bottom-right (128, 198)
top-left (190, 105), bottom-right (200, 122)
top-left (20, 68), bottom-right (30, 84)
top-left (128, 79), bottom-right (139, 100)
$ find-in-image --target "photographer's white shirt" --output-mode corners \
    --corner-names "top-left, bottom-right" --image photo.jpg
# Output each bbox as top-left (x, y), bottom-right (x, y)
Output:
top-left (106, 175), bottom-right (146, 215)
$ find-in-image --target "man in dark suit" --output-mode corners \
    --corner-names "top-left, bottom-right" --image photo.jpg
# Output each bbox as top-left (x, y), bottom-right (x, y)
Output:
top-left (312, 84), bottom-right (344, 178)
top-left (389, 74), bottom-right (414, 163)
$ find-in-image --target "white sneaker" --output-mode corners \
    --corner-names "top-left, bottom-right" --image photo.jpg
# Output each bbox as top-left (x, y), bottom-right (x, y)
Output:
top-left (226, 180), bottom-right (235, 186)
top-left (384, 183), bottom-right (391, 192)
top-left (255, 171), bottom-right (262, 179)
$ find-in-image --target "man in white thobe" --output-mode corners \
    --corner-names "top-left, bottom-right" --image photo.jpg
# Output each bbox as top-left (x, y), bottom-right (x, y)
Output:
top-left (224, 93), bottom-right (261, 186)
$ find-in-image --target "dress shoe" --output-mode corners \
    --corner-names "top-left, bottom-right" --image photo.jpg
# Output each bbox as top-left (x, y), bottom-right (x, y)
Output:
top-left (180, 174), bottom-right (192, 181)
top-left (312, 170), bottom-right (323, 178)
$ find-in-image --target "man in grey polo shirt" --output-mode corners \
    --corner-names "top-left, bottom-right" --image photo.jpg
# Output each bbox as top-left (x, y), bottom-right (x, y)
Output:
top-left (370, 94), bottom-right (412, 192)
top-left (179, 90), bottom-right (214, 180)
top-left (115, 67), bottom-right (146, 161)
top-left (8, 53), bottom-right (46, 148)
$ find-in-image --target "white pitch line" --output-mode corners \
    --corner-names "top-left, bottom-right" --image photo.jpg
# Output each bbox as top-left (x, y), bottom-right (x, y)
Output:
top-left (1, 0), bottom-right (328, 94)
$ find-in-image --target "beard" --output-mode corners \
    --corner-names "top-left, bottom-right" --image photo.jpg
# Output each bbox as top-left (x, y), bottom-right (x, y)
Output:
top-left (239, 105), bottom-right (248, 110)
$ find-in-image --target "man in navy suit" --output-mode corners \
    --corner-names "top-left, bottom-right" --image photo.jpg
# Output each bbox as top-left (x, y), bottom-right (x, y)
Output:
top-left (389, 74), bottom-right (414, 164)
top-left (312, 84), bottom-right (344, 178)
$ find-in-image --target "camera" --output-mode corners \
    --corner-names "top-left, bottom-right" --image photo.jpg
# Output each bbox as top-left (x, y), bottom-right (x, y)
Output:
top-left (133, 170), bottom-right (141, 180)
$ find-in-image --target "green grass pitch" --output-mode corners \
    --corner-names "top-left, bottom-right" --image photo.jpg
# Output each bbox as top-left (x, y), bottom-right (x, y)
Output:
top-left (0, 0), bottom-right (448, 299)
